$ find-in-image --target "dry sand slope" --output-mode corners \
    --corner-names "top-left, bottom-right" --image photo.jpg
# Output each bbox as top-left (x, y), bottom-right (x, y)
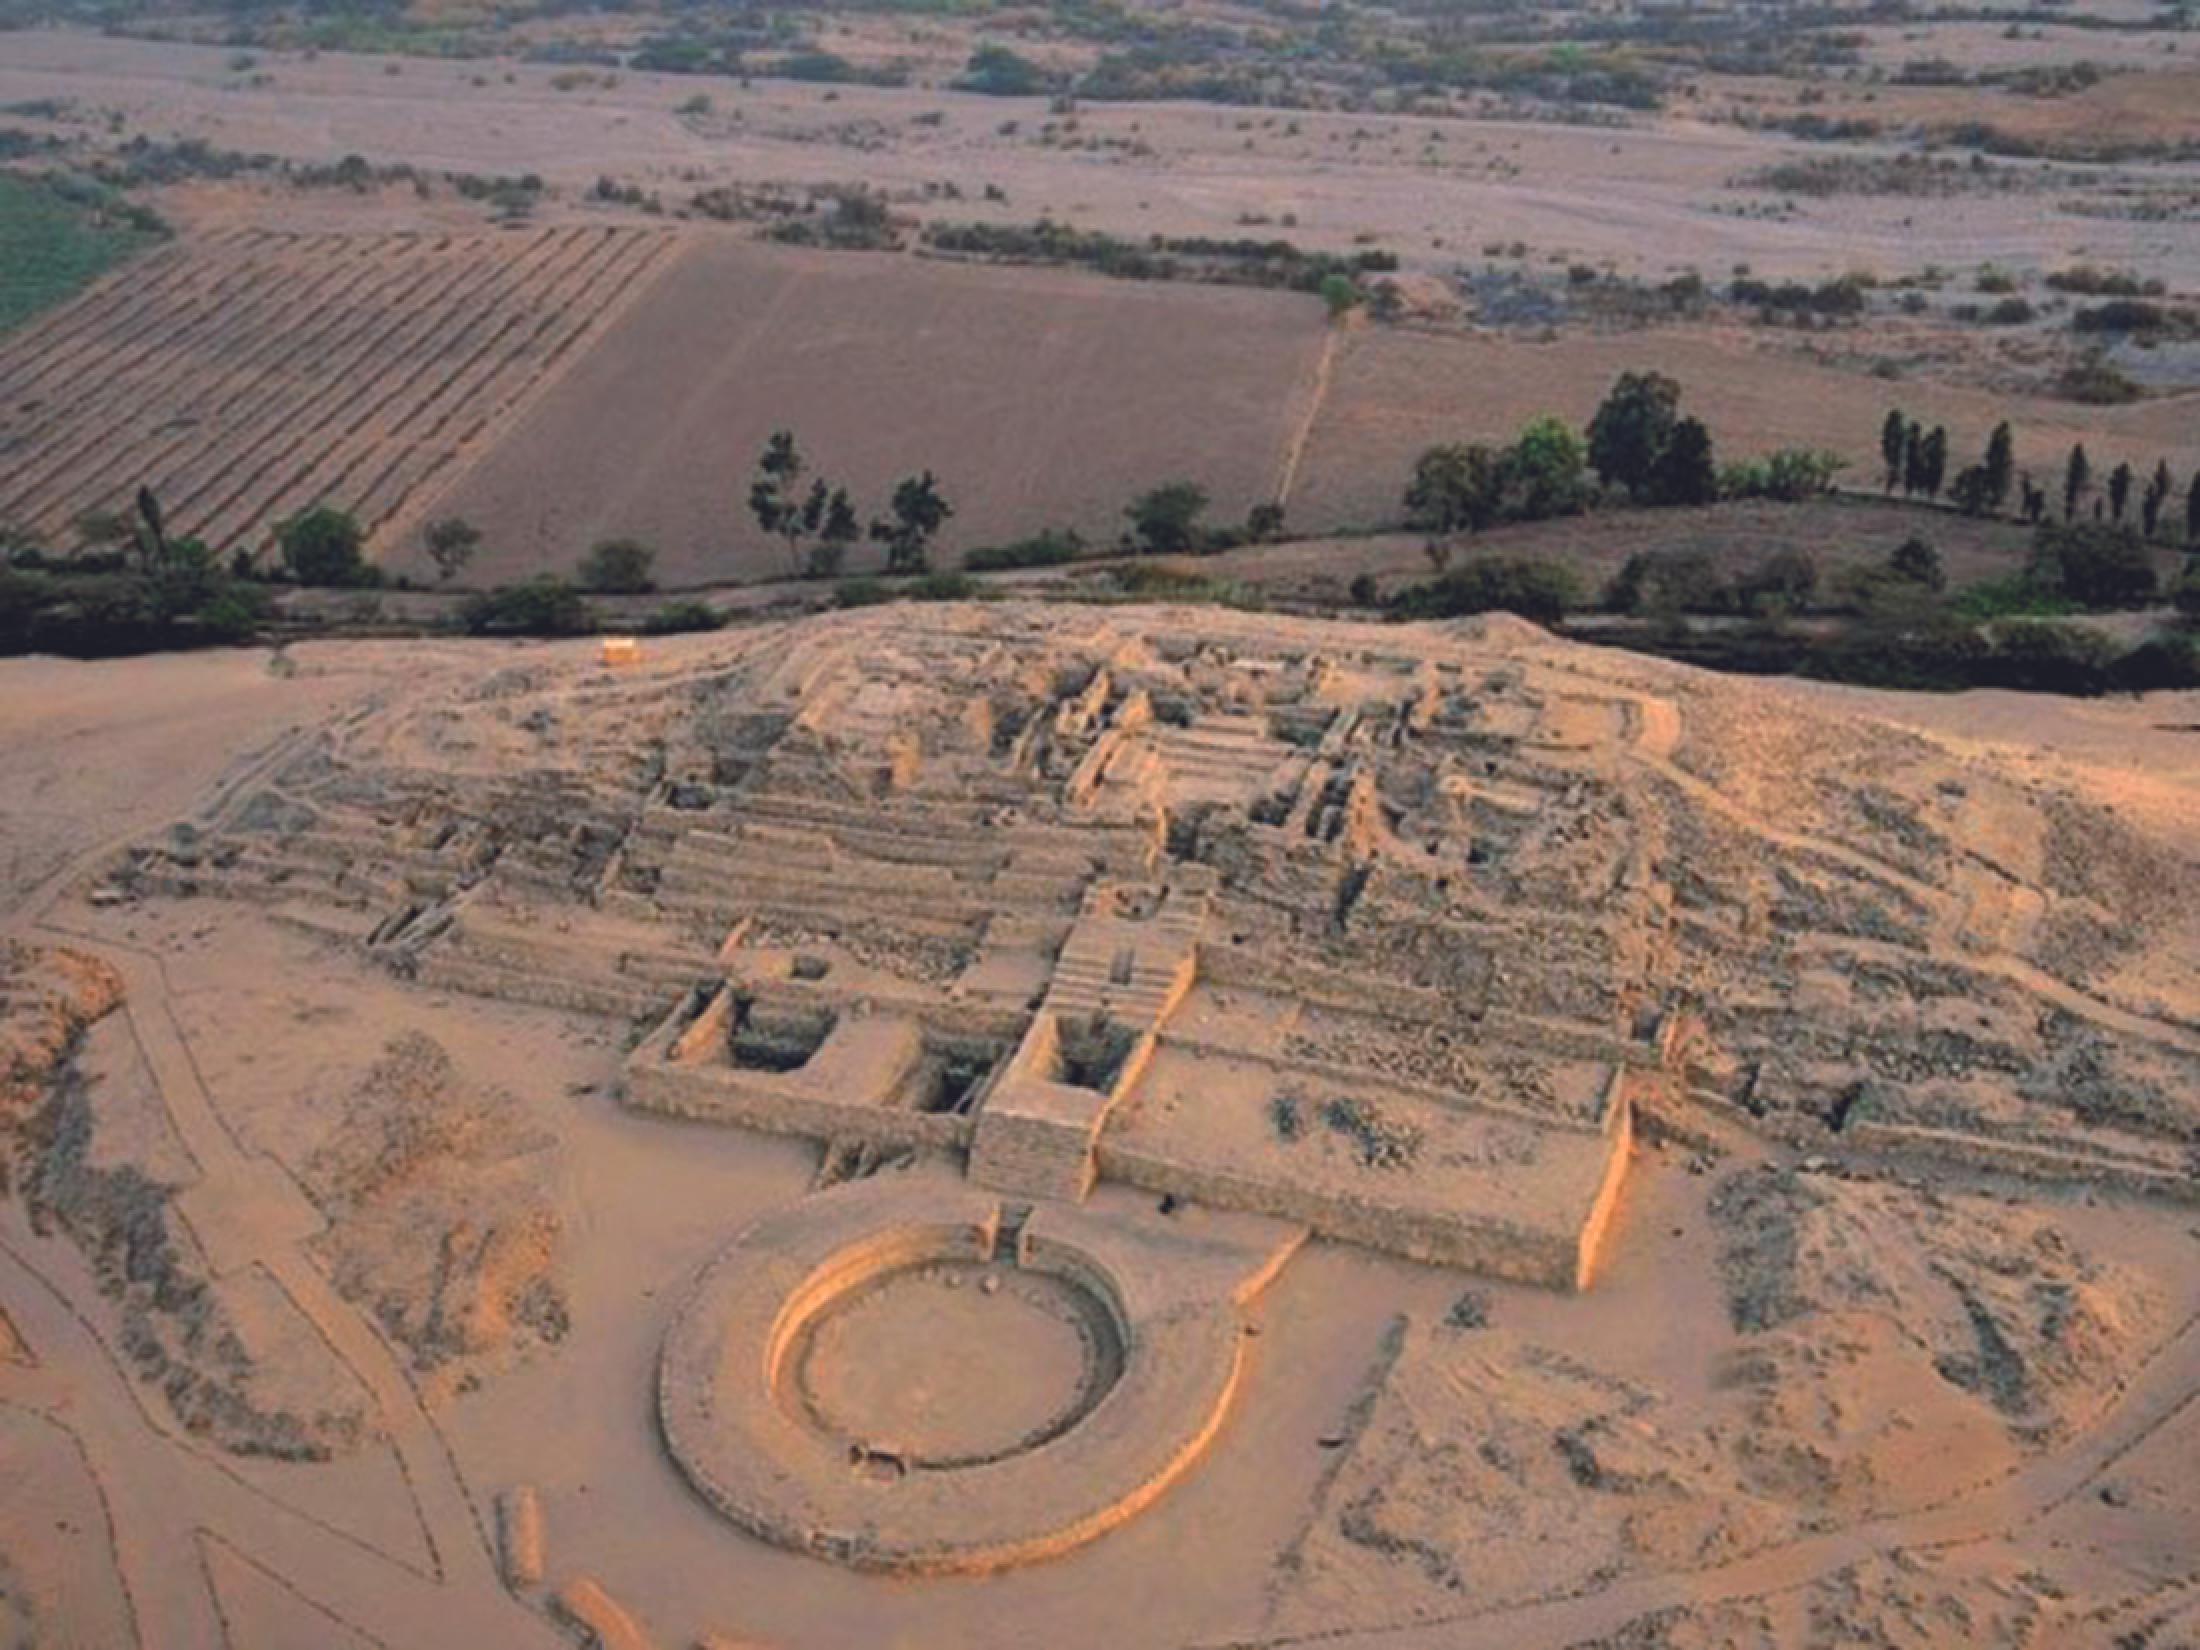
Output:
top-left (0, 614), bottom-right (2196, 1650)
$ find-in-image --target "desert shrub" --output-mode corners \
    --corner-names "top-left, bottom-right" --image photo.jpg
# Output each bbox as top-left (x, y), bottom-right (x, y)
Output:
top-left (1106, 562), bottom-right (1259, 607)
top-left (2056, 359), bottom-right (2144, 405)
top-left (459, 578), bottom-right (590, 636)
top-left (1605, 548), bottom-right (1725, 615)
top-left (1391, 557), bottom-right (1582, 624)
top-left (1984, 296), bottom-right (2034, 325)
top-left (833, 576), bottom-right (892, 608)
top-left (1734, 548), bottom-right (1819, 613)
top-left (2072, 299), bottom-right (2168, 334)
top-left (962, 528), bottom-right (1084, 572)
top-left (957, 45), bottom-right (1052, 96)
top-left (576, 537), bottom-right (656, 593)
top-left (2044, 265), bottom-right (2162, 298)
top-left (1948, 574), bottom-right (2072, 621)
top-left (1888, 536), bottom-right (1946, 592)
top-left (908, 571), bottom-right (978, 602)
top-left (640, 600), bottom-right (722, 634)
top-left (1720, 447), bottom-right (1845, 501)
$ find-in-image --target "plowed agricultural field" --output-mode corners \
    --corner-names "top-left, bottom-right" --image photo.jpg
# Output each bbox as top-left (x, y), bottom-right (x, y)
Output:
top-left (413, 238), bottom-right (1331, 586)
top-left (0, 224), bottom-right (675, 554)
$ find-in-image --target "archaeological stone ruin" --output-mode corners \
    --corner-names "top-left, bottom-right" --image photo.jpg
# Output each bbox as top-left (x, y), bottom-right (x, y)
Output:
top-left (111, 604), bottom-right (2200, 1574)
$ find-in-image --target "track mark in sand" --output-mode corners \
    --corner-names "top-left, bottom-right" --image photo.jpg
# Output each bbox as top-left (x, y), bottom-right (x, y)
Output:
top-left (1273, 322), bottom-right (1342, 513)
top-left (1266, 1314), bottom-right (1407, 1609)
top-left (1211, 1303), bottom-right (2200, 1650)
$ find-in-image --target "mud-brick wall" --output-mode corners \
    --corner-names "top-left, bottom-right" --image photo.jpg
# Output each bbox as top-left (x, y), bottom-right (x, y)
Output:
top-left (1847, 1119), bottom-right (2199, 1205)
top-left (624, 1063), bottom-right (974, 1154)
top-left (1093, 1143), bottom-right (1590, 1291)
top-left (968, 1110), bottom-right (1100, 1202)
top-left (416, 952), bottom-right (666, 1020)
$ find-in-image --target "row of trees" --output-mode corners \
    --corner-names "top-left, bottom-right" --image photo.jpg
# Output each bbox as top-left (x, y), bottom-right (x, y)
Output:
top-left (1879, 408), bottom-right (2200, 541)
top-left (1402, 372), bottom-right (1842, 540)
top-left (746, 431), bottom-right (952, 577)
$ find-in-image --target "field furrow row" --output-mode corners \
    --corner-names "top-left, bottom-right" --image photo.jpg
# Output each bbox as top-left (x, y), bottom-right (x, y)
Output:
top-left (0, 237), bottom-right (430, 526)
top-left (164, 230), bottom-right (585, 546)
top-left (0, 227), bottom-right (275, 400)
top-left (0, 233), bottom-right (299, 418)
top-left (186, 228), bottom-right (616, 550)
top-left (23, 238), bottom-right (451, 530)
top-left (0, 226), bottom-right (672, 556)
top-left (348, 230), bottom-right (678, 538)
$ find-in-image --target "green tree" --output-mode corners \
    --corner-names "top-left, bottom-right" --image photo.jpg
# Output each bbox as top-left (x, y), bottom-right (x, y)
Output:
top-left (1982, 421), bottom-right (2015, 513)
top-left (748, 430), bottom-right (814, 573)
top-left (424, 516), bottom-right (480, 584)
top-left (132, 484), bottom-right (170, 570)
top-left (278, 505), bottom-right (374, 587)
top-left (2063, 442), bottom-right (2091, 522)
top-left (1646, 415), bottom-right (1717, 506)
top-left (1318, 272), bottom-right (1360, 318)
top-left (2028, 522), bottom-right (2157, 609)
top-left (1916, 425), bottom-right (1949, 500)
top-left (873, 470), bottom-right (954, 573)
top-left (577, 537), bottom-right (656, 593)
top-left (2141, 460), bottom-right (2172, 540)
top-left (2106, 460), bottom-right (2134, 524)
top-left (1124, 481), bottom-right (1209, 555)
top-left (1949, 464), bottom-right (1993, 517)
top-left (809, 486), bottom-right (860, 578)
top-left (1589, 371), bottom-right (1683, 500)
top-left (1404, 444), bottom-right (1504, 535)
top-left (1880, 409), bottom-right (1909, 494)
top-left (1509, 414), bottom-right (1589, 518)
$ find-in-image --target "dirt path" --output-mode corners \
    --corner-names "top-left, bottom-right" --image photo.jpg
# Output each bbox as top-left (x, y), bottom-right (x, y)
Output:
top-left (0, 651), bottom-right (557, 1648)
top-left (1274, 321), bottom-right (1343, 515)
top-left (0, 1224), bottom-right (558, 1649)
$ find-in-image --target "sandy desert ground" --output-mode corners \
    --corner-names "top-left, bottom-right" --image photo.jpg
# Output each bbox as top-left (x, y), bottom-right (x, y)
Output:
top-left (1, 608), bottom-right (2196, 1649)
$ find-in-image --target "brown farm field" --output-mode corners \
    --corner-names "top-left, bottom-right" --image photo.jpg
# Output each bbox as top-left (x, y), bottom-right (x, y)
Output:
top-left (403, 236), bottom-right (1332, 585)
top-left (8, 220), bottom-right (2198, 589)
top-left (1286, 323), bottom-right (2200, 535)
top-left (0, 223), bottom-right (675, 554)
